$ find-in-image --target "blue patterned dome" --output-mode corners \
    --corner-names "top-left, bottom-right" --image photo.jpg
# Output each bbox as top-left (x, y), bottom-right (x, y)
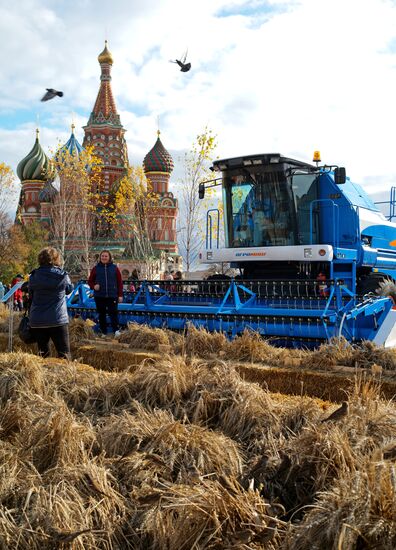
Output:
top-left (17, 129), bottom-right (55, 182)
top-left (57, 124), bottom-right (83, 161)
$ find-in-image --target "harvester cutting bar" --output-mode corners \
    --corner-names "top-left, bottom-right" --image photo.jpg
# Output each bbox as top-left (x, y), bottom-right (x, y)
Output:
top-left (67, 278), bottom-right (394, 347)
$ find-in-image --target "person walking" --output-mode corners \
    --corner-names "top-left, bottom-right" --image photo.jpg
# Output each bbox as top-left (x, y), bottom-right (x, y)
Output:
top-left (12, 274), bottom-right (24, 311)
top-left (88, 250), bottom-right (123, 336)
top-left (28, 247), bottom-right (72, 359)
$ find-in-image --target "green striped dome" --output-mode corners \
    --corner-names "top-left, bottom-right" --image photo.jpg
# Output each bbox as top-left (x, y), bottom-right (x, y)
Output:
top-left (143, 131), bottom-right (174, 174)
top-left (17, 129), bottom-right (55, 182)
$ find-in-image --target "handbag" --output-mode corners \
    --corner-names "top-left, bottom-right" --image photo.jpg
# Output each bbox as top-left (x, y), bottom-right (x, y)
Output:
top-left (18, 312), bottom-right (36, 344)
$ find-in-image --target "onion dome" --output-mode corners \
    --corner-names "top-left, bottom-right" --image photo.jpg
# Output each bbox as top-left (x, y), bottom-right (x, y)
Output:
top-left (98, 40), bottom-right (113, 65)
top-left (58, 124), bottom-right (83, 158)
top-left (143, 131), bottom-right (174, 174)
top-left (17, 129), bottom-right (55, 182)
top-left (39, 181), bottom-right (58, 203)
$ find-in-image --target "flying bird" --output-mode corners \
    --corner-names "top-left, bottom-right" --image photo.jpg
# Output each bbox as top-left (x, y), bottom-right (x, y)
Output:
top-left (321, 401), bottom-right (349, 423)
top-left (170, 50), bottom-right (191, 72)
top-left (41, 88), bottom-right (64, 102)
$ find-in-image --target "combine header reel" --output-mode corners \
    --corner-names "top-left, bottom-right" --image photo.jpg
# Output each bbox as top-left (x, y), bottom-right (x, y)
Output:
top-left (67, 278), bottom-right (395, 348)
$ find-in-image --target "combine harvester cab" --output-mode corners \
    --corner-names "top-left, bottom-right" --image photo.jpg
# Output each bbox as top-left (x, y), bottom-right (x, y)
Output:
top-left (67, 152), bottom-right (396, 348)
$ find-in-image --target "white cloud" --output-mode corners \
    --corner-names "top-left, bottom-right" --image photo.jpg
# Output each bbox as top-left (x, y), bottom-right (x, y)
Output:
top-left (1, 0), bottom-right (396, 206)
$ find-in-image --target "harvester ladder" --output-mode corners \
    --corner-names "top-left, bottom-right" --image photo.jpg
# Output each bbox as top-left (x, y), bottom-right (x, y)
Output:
top-left (206, 209), bottom-right (220, 249)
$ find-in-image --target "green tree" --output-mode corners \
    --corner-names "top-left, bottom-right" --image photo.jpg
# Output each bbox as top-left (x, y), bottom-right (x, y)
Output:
top-left (177, 127), bottom-right (218, 272)
top-left (22, 221), bottom-right (48, 273)
top-left (0, 216), bottom-right (29, 282)
top-left (113, 165), bottom-right (159, 276)
top-left (50, 145), bottom-right (102, 275)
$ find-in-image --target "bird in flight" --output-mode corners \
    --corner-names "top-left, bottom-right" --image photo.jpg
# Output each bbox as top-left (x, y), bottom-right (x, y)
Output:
top-left (41, 89), bottom-right (64, 102)
top-left (170, 50), bottom-right (191, 72)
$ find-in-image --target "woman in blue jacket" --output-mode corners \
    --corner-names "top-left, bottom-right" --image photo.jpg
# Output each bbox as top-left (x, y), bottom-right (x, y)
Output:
top-left (88, 250), bottom-right (123, 336)
top-left (29, 247), bottom-right (73, 359)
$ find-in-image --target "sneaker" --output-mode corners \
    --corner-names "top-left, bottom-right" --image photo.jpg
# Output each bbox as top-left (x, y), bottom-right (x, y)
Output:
top-left (114, 330), bottom-right (121, 338)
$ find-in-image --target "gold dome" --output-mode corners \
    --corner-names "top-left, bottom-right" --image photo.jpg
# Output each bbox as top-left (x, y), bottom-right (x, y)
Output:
top-left (98, 40), bottom-right (113, 65)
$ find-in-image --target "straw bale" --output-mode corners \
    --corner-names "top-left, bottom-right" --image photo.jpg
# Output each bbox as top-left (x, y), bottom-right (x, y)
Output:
top-left (287, 459), bottom-right (396, 550)
top-left (99, 405), bottom-right (243, 482)
top-left (273, 425), bottom-right (358, 515)
top-left (0, 352), bottom-right (45, 401)
top-left (276, 396), bottom-right (323, 437)
top-left (98, 404), bottom-right (174, 457)
top-left (0, 471), bottom-right (129, 550)
top-left (68, 317), bottom-right (95, 346)
top-left (0, 309), bottom-right (22, 334)
top-left (140, 478), bottom-right (285, 550)
top-left (228, 329), bottom-right (283, 364)
top-left (81, 371), bottom-right (142, 415)
top-left (352, 340), bottom-right (396, 370)
top-left (187, 362), bottom-right (279, 452)
top-left (0, 440), bottom-right (40, 508)
top-left (130, 355), bottom-right (196, 409)
top-left (40, 461), bottom-right (129, 542)
top-left (77, 342), bottom-right (159, 372)
top-left (344, 376), bottom-right (396, 451)
top-left (304, 337), bottom-right (356, 369)
top-left (118, 322), bottom-right (172, 351)
top-left (12, 395), bottom-right (97, 473)
top-left (111, 452), bottom-right (174, 492)
top-left (184, 325), bottom-right (228, 359)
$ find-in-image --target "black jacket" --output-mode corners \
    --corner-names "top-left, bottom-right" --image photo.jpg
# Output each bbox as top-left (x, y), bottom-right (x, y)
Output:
top-left (28, 266), bottom-right (72, 327)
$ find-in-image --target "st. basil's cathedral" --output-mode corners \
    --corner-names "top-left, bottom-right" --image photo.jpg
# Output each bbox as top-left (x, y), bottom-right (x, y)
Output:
top-left (15, 42), bottom-right (181, 278)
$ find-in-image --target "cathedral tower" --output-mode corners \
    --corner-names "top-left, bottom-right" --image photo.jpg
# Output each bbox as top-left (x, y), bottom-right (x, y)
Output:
top-left (143, 131), bottom-right (178, 255)
top-left (82, 41), bottom-right (128, 194)
top-left (16, 129), bottom-right (55, 225)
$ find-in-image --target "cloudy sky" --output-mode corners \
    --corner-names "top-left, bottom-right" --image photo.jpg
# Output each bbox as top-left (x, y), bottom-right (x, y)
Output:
top-left (1, 0), bottom-right (396, 212)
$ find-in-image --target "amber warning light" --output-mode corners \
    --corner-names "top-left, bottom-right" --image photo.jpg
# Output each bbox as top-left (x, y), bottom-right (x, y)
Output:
top-left (313, 151), bottom-right (321, 164)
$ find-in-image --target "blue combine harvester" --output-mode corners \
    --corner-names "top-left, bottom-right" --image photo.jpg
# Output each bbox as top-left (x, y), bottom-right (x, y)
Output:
top-left (67, 152), bottom-right (396, 348)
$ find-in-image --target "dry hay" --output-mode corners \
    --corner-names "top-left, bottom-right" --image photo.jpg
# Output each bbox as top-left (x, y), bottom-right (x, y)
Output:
top-left (184, 324), bottom-right (228, 359)
top-left (344, 375), bottom-right (396, 452)
top-left (302, 337), bottom-right (396, 372)
top-left (130, 355), bottom-right (196, 409)
top-left (118, 322), bottom-right (183, 352)
top-left (9, 394), bottom-right (97, 473)
top-left (98, 403), bottom-right (243, 483)
top-left (1, 348), bottom-right (396, 549)
top-left (287, 459), bottom-right (396, 550)
top-left (0, 309), bottom-right (23, 334)
top-left (0, 461), bottom-right (130, 550)
top-left (187, 361), bottom-right (280, 453)
top-left (0, 304), bottom-right (9, 330)
top-left (228, 329), bottom-right (284, 364)
top-left (140, 477), bottom-right (285, 550)
top-left (0, 352), bottom-right (45, 402)
top-left (303, 337), bottom-right (356, 369)
top-left (0, 440), bottom-right (41, 508)
top-left (273, 424), bottom-right (358, 515)
top-left (68, 317), bottom-right (95, 346)
top-left (352, 340), bottom-right (396, 370)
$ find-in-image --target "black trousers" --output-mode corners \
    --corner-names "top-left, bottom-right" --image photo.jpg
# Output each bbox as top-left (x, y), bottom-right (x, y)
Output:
top-left (31, 325), bottom-right (70, 359)
top-left (94, 297), bottom-right (118, 334)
